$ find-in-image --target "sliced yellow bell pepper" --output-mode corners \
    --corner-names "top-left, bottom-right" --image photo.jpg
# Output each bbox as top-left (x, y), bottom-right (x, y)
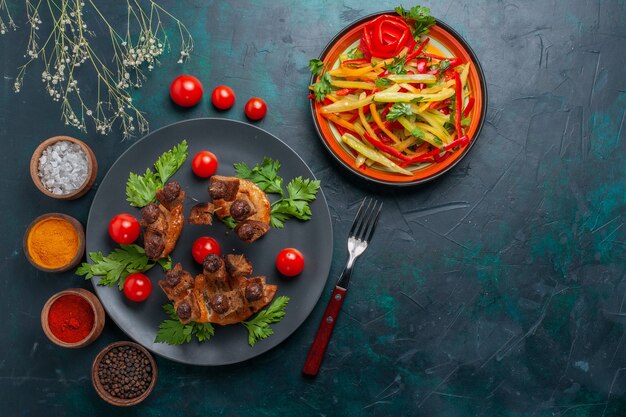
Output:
top-left (341, 134), bottom-right (412, 176)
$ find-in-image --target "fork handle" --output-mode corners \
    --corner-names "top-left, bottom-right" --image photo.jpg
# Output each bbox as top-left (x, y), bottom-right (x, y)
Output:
top-left (303, 286), bottom-right (347, 376)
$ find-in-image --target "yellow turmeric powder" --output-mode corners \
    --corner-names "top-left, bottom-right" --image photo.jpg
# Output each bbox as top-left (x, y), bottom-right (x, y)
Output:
top-left (27, 218), bottom-right (79, 269)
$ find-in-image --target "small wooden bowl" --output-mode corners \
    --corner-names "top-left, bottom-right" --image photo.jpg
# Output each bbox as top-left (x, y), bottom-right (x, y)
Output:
top-left (92, 341), bottom-right (158, 407)
top-left (30, 135), bottom-right (98, 200)
top-left (41, 288), bottom-right (105, 348)
top-left (23, 213), bottom-right (86, 273)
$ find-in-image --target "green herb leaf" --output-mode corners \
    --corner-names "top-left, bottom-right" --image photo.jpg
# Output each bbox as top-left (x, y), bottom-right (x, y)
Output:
top-left (158, 257), bottom-right (172, 271)
top-left (311, 72), bottom-right (332, 102)
top-left (234, 157), bottom-right (283, 195)
top-left (461, 116), bottom-right (471, 127)
top-left (375, 77), bottom-right (392, 89)
top-left (125, 168), bottom-right (160, 207)
top-left (386, 103), bottom-right (413, 121)
top-left (308, 58), bottom-right (324, 76)
top-left (385, 56), bottom-right (407, 74)
top-left (193, 322), bottom-right (216, 342)
top-left (395, 5), bottom-right (436, 38)
top-left (438, 59), bottom-right (451, 76)
top-left (444, 121), bottom-right (455, 132)
top-left (125, 140), bottom-right (188, 207)
top-left (345, 46), bottom-right (364, 60)
top-left (410, 97), bottom-right (425, 103)
top-left (241, 296), bottom-right (290, 347)
top-left (154, 140), bottom-right (188, 185)
top-left (269, 211), bottom-right (290, 229)
top-left (219, 216), bottom-right (237, 229)
top-left (76, 244), bottom-right (171, 290)
top-left (411, 127), bottom-right (425, 139)
top-left (163, 303), bottom-right (178, 320)
top-left (270, 177), bottom-right (321, 228)
top-left (154, 318), bottom-right (192, 345)
top-left (155, 304), bottom-right (215, 345)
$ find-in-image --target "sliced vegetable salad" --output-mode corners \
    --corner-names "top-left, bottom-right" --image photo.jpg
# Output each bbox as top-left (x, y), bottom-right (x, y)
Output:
top-left (309, 5), bottom-right (475, 175)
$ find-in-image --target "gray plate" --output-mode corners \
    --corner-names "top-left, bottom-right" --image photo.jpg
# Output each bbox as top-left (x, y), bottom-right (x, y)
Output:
top-left (87, 118), bottom-right (333, 366)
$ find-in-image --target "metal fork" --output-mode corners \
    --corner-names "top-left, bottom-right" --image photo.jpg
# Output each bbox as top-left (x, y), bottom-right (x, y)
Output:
top-left (303, 198), bottom-right (383, 376)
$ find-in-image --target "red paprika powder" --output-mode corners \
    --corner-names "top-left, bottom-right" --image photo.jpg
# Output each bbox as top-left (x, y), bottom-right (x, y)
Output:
top-left (47, 295), bottom-right (94, 343)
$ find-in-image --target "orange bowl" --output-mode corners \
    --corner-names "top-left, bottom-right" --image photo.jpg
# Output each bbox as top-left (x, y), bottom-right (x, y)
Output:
top-left (310, 12), bottom-right (487, 186)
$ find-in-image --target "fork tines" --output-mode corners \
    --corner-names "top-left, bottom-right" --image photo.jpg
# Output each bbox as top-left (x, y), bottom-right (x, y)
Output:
top-left (350, 198), bottom-right (383, 243)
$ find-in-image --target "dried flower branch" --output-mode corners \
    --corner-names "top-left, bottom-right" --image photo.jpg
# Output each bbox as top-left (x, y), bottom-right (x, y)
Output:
top-left (0, 0), bottom-right (17, 34)
top-left (1, 0), bottom-right (193, 139)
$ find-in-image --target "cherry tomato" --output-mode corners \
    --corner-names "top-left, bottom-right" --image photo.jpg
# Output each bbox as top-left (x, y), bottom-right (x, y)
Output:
top-left (108, 214), bottom-right (141, 244)
top-left (276, 248), bottom-right (305, 277)
top-left (211, 85), bottom-right (236, 110)
top-left (170, 75), bottom-right (203, 107)
top-left (123, 273), bottom-right (152, 302)
top-left (244, 97), bottom-right (267, 121)
top-left (192, 237), bottom-right (221, 264)
top-left (191, 151), bottom-right (219, 178)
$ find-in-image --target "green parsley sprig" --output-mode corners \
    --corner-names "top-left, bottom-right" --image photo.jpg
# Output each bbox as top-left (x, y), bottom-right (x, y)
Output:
top-left (375, 77), bottom-right (392, 89)
top-left (386, 103), bottom-right (413, 121)
top-left (242, 296), bottom-right (290, 347)
top-left (385, 56), bottom-right (407, 74)
top-left (76, 244), bottom-right (171, 289)
top-left (234, 157), bottom-right (283, 195)
top-left (154, 304), bottom-right (215, 345)
top-left (233, 158), bottom-right (321, 229)
top-left (270, 177), bottom-right (321, 228)
top-left (395, 5), bottom-right (436, 39)
top-left (308, 58), bottom-right (332, 102)
top-left (126, 140), bottom-right (188, 207)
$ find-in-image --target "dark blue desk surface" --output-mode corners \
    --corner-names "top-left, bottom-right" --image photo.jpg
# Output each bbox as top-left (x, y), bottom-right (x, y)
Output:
top-left (1, 1), bottom-right (625, 416)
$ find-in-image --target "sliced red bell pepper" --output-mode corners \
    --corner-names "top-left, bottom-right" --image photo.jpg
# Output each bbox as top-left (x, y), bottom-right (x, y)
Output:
top-left (360, 31), bottom-right (372, 61)
top-left (342, 59), bottom-right (369, 67)
top-left (406, 38), bottom-right (430, 62)
top-left (416, 59), bottom-right (428, 73)
top-left (380, 103), bottom-right (393, 119)
top-left (448, 58), bottom-right (463, 69)
top-left (444, 136), bottom-right (469, 150)
top-left (422, 52), bottom-right (449, 60)
top-left (363, 132), bottom-right (407, 160)
top-left (335, 88), bottom-right (353, 97)
top-left (398, 136), bottom-right (470, 167)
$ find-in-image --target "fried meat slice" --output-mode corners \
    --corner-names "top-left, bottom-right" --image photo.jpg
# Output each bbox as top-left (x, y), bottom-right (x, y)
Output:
top-left (141, 180), bottom-right (185, 260)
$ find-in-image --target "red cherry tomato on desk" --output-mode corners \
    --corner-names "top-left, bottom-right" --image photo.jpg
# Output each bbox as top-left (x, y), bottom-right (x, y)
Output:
top-left (123, 273), bottom-right (152, 302)
top-left (211, 85), bottom-right (236, 110)
top-left (108, 214), bottom-right (140, 244)
top-left (192, 151), bottom-right (219, 177)
top-left (170, 75), bottom-right (203, 107)
top-left (244, 97), bottom-right (267, 121)
top-left (192, 237), bottom-right (221, 264)
top-left (276, 248), bottom-right (305, 277)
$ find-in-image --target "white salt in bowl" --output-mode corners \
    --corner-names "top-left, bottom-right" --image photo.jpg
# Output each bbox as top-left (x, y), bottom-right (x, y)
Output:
top-left (30, 136), bottom-right (98, 200)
